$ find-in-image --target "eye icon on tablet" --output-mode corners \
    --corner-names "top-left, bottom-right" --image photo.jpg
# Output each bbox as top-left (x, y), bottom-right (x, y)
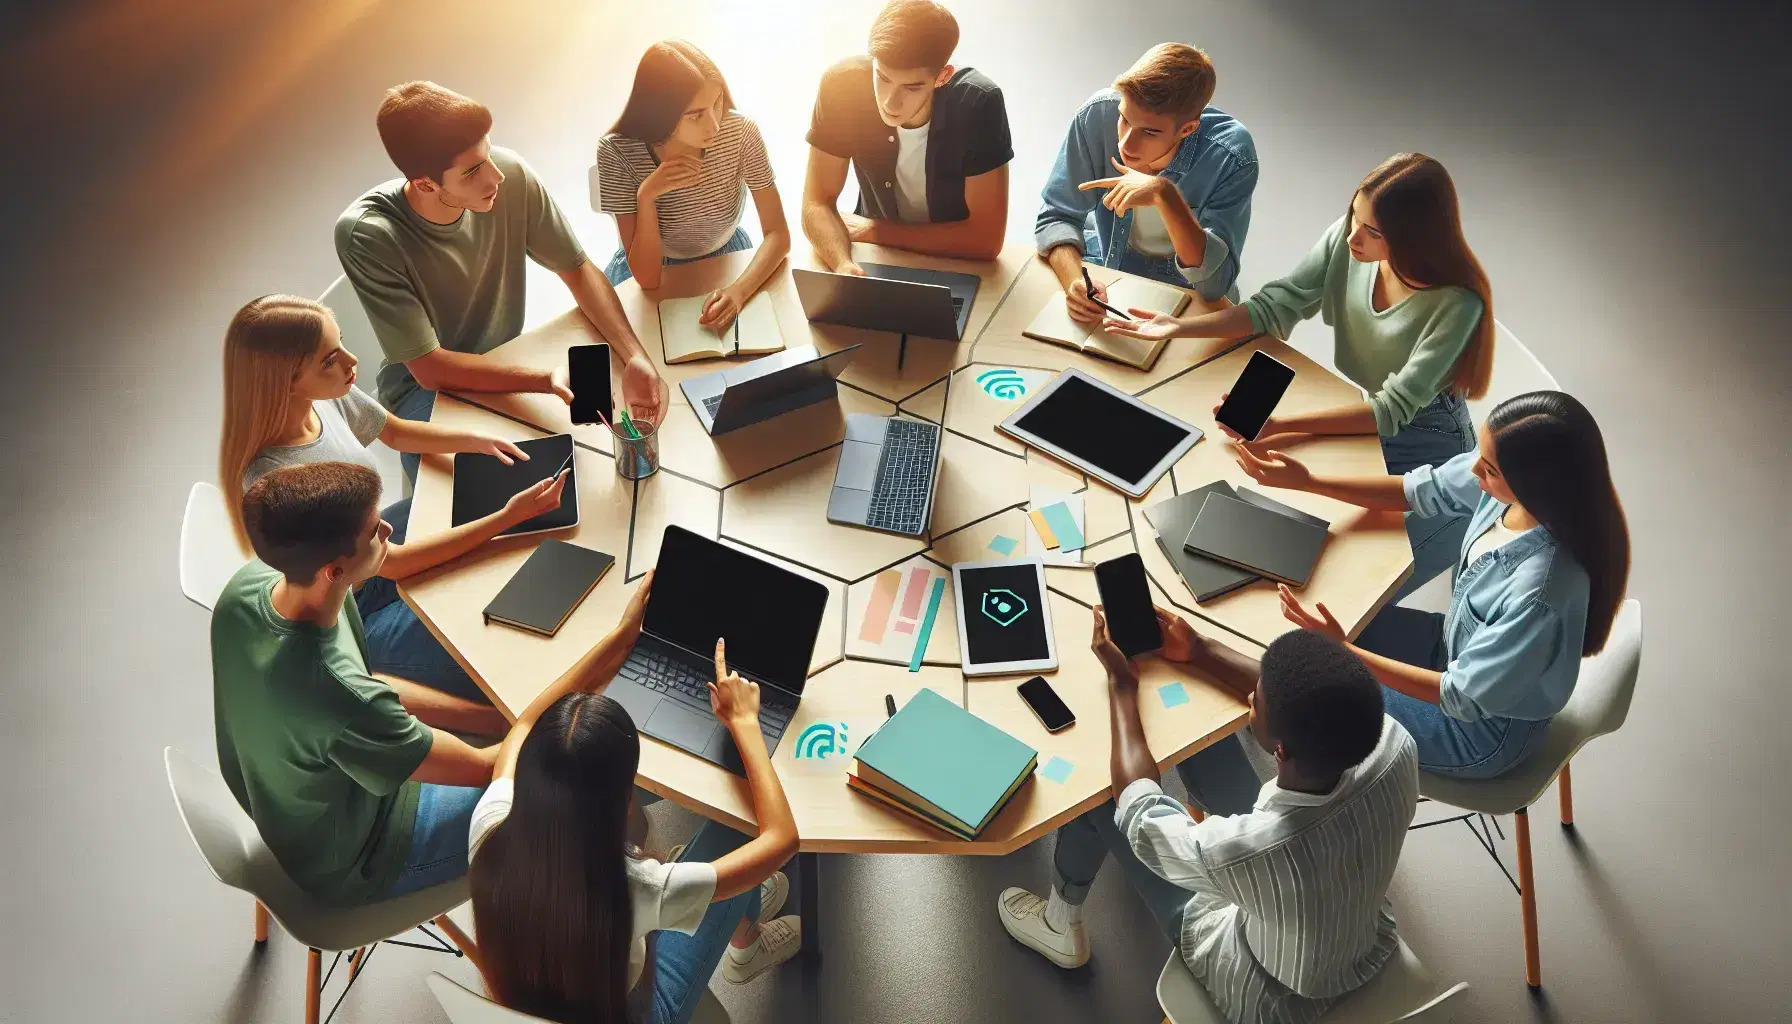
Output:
top-left (981, 589), bottom-right (1030, 628)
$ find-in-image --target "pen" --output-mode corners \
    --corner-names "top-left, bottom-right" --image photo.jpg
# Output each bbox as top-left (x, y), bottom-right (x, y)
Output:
top-left (551, 451), bottom-right (574, 480)
top-left (619, 409), bottom-right (642, 440)
top-left (884, 694), bottom-right (897, 718)
top-left (732, 316), bottom-right (740, 357)
top-left (1080, 266), bottom-right (1134, 321)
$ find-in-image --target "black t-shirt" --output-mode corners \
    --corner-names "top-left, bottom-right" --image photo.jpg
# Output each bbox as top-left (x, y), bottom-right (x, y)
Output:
top-left (807, 56), bottom-right (1012, 224)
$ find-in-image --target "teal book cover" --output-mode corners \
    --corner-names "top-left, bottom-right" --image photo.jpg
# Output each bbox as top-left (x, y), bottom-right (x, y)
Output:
top-left (854, 688), bottom-right (1037, 830)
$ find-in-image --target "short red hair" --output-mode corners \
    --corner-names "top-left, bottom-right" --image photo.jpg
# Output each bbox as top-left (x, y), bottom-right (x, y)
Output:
top-left (376, 81), bottom-right (493, 184)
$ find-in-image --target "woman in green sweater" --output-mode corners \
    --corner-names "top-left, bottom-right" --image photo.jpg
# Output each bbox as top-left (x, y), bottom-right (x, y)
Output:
top-left (1104, 152), bottom-right (1493, 477)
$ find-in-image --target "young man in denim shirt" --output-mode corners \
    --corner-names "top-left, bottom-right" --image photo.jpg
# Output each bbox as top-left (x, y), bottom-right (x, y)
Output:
top-left (1036, 44), bottom-right (1258, 321)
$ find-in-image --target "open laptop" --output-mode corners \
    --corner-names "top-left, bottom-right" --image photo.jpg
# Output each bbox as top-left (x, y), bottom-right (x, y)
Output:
top-left (679, 343), bottom-right (860, 436)
top-left (827, 414), bottom-right (943, 537)
top-left (792, 262), bottom-right (980, 341)
top-left (606, 526), bottom-right (830, 775)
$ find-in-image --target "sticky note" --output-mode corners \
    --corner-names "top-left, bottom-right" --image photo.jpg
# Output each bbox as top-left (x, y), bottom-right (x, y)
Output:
top-left (910, 577), bottom-right (947, 672)
top-left (1041, 756), bottom-right (1075, 784)
top-left (894, 620), bottom-right (914, 634)
top-left (1158, 681), bottom-right (1190, 708)
top-left (1038, 502), bottom-right (1085, 551)
top-left (987, 534), bottom-right (1019, 557)
top-left (858, 569), bottom-right (903, 643)
top-left (899, 566), bottom-right (931, 620)
top-left (1027, 508), bottom-right (1060, 548)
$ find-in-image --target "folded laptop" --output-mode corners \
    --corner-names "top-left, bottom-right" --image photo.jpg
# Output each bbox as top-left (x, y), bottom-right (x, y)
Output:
top-left (792, 262), bottom-right (980, 341)
top-left (606, 526), bottom-right (830, 774)
top-left (679, 344), bottom-right (860, 436)
top-left (827, 413), bottom-right (943, 537)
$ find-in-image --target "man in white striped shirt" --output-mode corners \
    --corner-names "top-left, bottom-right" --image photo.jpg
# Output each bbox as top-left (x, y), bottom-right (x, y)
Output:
top-left (1000, 610), bottom-right (1419, 1024)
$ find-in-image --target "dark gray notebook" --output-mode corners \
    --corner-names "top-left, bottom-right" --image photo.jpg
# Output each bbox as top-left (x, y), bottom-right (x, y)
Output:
top-left (1184, 492), bottom-right (1330, 587)
top-left (483, 540), bottom-right (615, 636)
top-left (1143, 482), bottom-right (1260, 603)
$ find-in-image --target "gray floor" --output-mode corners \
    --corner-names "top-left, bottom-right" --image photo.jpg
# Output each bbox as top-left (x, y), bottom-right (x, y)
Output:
top-left (3, 1), bottom-right (1788, 1021)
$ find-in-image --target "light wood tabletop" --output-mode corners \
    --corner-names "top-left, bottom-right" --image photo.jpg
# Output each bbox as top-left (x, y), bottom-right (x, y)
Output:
top-left (398, 240), bottom-right (1412, 854)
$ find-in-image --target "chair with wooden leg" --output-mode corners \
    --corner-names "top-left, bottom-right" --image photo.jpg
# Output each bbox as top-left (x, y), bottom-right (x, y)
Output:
top-left (164, 747), bottom-right (475, 1024)
top-left (1156, 937), bottom-right (1469, 1023)
top-left (1414, 599), bottom-right (1643, 988)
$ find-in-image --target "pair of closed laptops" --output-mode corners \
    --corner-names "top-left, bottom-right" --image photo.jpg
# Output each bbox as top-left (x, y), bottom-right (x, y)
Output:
top-left (1144, 481), bottom-right (1331, 600)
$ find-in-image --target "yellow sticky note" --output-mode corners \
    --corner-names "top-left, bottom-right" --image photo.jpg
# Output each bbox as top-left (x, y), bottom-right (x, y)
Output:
top-left (1028, 508), bottom-right (1060, 549)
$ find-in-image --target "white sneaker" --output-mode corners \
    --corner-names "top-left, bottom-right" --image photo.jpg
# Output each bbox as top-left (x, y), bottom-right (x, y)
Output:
top-left (757, 871), bottom-right (789, 922)
top-left (997, 887), bottom-right (1089, 968)
top-left (723, 915), bottom-right (802, 984)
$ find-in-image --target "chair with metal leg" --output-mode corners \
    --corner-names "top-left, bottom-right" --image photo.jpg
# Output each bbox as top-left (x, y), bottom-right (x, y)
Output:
top-left (1413, 599), bottom-right (1643, 987)
top-left (1156, 937), bottom-right (1468, 1023)
top-left (164, 747), bottom-right (475, 1024)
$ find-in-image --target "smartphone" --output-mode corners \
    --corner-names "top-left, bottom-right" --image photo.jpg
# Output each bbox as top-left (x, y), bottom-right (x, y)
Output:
top-left (1018, 675), bottom-right (1075, 732)
top-left (1215, 351), bottom-right (1296, 441)
top-left (568, 343), bottom-right (612, 425)
top-left (1094, 553), bottom-right (1163, 658)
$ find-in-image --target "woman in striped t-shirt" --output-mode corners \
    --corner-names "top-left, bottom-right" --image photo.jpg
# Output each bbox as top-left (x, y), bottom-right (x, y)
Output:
top-left (596, 40), bottom-right (790, 332)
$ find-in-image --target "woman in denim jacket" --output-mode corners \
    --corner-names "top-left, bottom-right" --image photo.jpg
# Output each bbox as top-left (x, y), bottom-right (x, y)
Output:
top-left (1234, 391), bottom-right (1630, 777)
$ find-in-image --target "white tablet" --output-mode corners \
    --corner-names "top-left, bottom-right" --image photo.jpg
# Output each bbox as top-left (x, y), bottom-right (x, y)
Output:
top-left (952, 559), bottom-right (1057, 677)
top-left (997, 368), bottom-right (1203, 498)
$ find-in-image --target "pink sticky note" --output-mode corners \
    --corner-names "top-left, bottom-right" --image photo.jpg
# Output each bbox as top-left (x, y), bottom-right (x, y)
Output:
top-left (894, 621), bottom-right (915, 634)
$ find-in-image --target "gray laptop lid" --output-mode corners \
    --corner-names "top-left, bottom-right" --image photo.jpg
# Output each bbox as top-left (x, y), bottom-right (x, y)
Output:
top-left (682, 344), bottom-right (861, 434)
top-left (793, 267), bottom-right (970, 340)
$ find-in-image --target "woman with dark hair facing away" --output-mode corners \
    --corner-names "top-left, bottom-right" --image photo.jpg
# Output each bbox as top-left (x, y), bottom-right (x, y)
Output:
top-left (1106, 152), bottom-right (1493, 476)
top-left (463, 580), bottom-right (803, 1024)
top-left (1235, 391), bottom-right (1630, 778)
top-left (595, 40), bottom-right (790, 331)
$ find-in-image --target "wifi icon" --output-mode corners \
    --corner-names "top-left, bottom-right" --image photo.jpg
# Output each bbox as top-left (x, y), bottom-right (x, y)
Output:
top-left (976, 368), bottom-right (1029, 400)
top-left (793, 721), bottom-right (849, 760)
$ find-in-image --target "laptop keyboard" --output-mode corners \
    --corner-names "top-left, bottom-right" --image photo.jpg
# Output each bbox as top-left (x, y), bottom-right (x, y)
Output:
top-left (865, 419), bottom-right (939, 534)
top-left (620, 646), bottom-right (795, 734)
top-left (702, 393), bottom-right (725, 417)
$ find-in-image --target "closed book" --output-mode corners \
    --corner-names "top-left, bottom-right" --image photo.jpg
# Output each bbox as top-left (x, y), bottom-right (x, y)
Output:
top-left (1142, 483), bottom-right (1261, 603)
top-left (482, 540), bottom-right (615, 636)
top-left (850, 688), bottom-right (1038, 837)
top-left (846, 766), bottom-right (971, 839)
top-left (1183, 492), bottom-right (1329, 587)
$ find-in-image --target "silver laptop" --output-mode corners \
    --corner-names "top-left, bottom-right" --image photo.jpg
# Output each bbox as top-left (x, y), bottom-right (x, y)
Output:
top-left (679, 344), bottom-right (860, 436)
top-left (792, 262), bottom-right (980, 341)
top-left (826, 414), bottom-right (943, 537)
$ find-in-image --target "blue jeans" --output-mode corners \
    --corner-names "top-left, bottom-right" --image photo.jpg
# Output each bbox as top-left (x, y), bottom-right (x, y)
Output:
top-left (649, 822), bottom-right (762, 1024)
top-left (1051, 735), bottom-right (1263, 927)
top-left (390, 387), bottom-right (437, 483)
top-left (385, 783), bottom-right (483, 899)
top-left (1355, 606), bottom-right (1550, 778)
top-left (355, 499), bottom-right (488, 704)
top-left (605, 227), bottom-right (754, 286)
top-left (1383, 393), bottom-right (1477, 601)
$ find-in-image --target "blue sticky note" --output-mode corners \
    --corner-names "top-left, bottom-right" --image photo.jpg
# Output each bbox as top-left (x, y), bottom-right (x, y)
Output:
top-left (1041, 756), bottom-right (1075, 784)
top-left (987, 534), bottom-right (1019, 557)
top-left (1158, 681), bottom-right (1190, 708)
top-left (1038, 502), bottom-right (1085, 551)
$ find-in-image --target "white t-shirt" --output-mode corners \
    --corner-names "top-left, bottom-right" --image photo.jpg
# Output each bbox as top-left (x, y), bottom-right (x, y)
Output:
top-left (1129, 204), bottom-right (1176, 258)
top-left (893, 122), bottom-right (931, 223)
top-left (468, 778), bottom-right (718, 988)
top-left (1465, 510), bottom-right (1525, 566)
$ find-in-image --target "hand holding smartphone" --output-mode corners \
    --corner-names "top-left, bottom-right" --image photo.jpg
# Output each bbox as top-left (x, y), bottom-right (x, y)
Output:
top-left (568, 343), bottom-right (613, 426)
top-left (1094, 553), bottom-right (1164, 658)
top-left (1215, 351), bottom-right (1296, 442)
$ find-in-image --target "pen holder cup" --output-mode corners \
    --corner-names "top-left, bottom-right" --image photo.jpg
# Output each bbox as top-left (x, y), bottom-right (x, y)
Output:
top-left (610, 417), bottom-right (660, 481)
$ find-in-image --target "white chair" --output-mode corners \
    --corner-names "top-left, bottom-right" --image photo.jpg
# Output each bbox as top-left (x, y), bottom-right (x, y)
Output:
top-left (180, 482), bottom-right (249, 612)
top-left (165, 748), bottom-right (476, 1024)
top-left (1156, 938), bottom-right (1468, 1023)
top-left (428, 970), bottom-right (734, 1023)
top-left (317, 275), bottom-right (408, 501)
top-left (1418, 599), bottom-right (1643, 988)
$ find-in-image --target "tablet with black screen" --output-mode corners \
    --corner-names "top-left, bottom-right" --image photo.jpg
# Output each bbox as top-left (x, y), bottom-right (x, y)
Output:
top-left (997, 369), bottom-right (1202, 497)
top-left (951, 559), bottom-right (1057, 676)
top-left (451, 433), bottom-right (580, 537)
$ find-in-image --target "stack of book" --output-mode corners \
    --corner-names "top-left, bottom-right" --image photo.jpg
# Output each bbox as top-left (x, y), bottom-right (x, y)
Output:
top-left (847, 688), bottom-right (1038, 840)
top-left (1143, 482), bottom-right (1331, 601)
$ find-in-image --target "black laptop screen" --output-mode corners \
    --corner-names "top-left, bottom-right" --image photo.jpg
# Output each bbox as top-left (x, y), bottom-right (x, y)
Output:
top-left (642, 526), bottom-right (829, 691)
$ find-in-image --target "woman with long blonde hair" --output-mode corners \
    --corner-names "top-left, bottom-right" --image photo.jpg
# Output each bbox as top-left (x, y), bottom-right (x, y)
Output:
top-left (220, 294), bottom-right (567, 706)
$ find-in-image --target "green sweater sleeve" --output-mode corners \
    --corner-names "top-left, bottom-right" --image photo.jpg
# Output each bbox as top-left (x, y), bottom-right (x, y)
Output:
top-left (1370, 289), bottom-right (1484, 436)
top-left (1245, 216), bottom-right (1345, 339)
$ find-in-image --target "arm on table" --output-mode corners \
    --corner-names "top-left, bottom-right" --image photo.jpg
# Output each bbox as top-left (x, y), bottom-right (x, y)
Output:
top-left (801, 147), bottom-right (860, 275)
top-left (1233, 445), bottom-right (1411, 511)
top-left (853, 165), bottom-right (1008, 261)
top-left (378, 472), bottom-right (567, 580)
top-left (559, 260), bottom-right (664, 425)
top-left (701, 184), bottom-right (793, 331)
top-left (707, 639), bottom-right (799, 900)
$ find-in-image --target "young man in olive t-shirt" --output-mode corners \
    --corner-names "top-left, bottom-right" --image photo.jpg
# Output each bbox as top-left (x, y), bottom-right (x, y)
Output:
top-left (802, 0), bottom-right (1013, 273)
top-left (210, 462), bottom-right (499, 906)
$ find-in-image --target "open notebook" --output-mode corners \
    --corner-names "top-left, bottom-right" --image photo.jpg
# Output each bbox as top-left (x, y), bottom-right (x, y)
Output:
top-left (659, 291), bottom-right (784, 364)
top-left (1022, 274), bottom-right (1191, 370)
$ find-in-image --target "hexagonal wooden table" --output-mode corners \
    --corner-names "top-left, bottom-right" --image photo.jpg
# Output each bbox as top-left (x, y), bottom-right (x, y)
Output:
top-left (400, 238), bottom-right (1412, 958)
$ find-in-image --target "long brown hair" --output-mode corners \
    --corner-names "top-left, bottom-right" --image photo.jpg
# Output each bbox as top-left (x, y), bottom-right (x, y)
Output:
top-left (470, 693), bottom-right (650, 1023)
top-left (1353, 153), bottom-right (1494, 399)
top-left (1486, 391), bottom-right (1630, 655)
top-left (610, 40), bottom-right (732, 145)
top-left (218, 295), bottom-right (333, 552)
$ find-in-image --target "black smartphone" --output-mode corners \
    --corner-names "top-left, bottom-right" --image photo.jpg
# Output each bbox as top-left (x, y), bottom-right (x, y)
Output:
top-left (568, 343), bottom-right (612, 425)
top-left (1018, 675), bottom-right (1075, 732)
top-left (1094, 552), bottom-right (1163, 658)
top-left (1215, 351), bottom-right (1296, 441)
